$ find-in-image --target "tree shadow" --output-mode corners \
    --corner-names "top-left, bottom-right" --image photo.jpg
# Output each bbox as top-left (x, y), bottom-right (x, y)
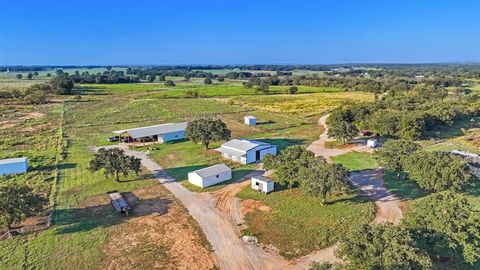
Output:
top-left (36, 163), bottom-right (77, 171)
top-left (54, 191), bottom-right (173, 235)
top-left (164, 164), bottom-right (206, 180)
top-left (255, 138), bottom-right (306, 151)
top-left (257, 120), bottom-right (276, 125)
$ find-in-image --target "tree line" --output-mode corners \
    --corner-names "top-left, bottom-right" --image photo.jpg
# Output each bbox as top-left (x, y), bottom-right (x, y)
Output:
top-left (327, 84), bottom-right (479, 141)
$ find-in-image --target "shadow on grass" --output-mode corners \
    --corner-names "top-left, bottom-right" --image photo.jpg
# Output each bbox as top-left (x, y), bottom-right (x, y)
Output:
top-left (255, 138), bottom-right (306, 151)
top-left (165, 165), bottom-right (206, 180)
top-left (36, 163), bottom-right (77, 171)
top-left (383, 171), bottom-right (427, 200)
top-left (257, 120), bottom-right (276, 125)
top-left (54, 191), bottom-right (173, 235)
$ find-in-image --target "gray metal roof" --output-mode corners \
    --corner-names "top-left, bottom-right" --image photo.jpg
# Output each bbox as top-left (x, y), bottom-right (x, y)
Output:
top-left (252, 175), bottom-right (273, 183)
top-left (244, 115), bottom-right (256, 119)
top-left (113, 122), bottom-right (187, 139)
top-left (220, 139), bottom-right (270, 153)
top-left (191, 164), bottom-right (231, 178)
top-left (215, 147), bottom-right (246, 157)
top-left (0, 157), bottom-right (27, 165)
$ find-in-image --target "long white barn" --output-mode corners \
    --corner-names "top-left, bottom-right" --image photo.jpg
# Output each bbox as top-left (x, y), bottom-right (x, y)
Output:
top-left (216, 139), bottom-right (277, 164)
top-left (113, 122), bottom-right (187, 143)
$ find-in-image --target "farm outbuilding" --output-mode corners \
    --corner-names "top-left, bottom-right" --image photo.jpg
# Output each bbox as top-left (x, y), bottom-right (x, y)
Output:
top-left (188, 164), bottom-right (232, 188)
top-left (0, 157), bottom-right (28, 175)
top-left (367, 139), bottom-right (378, 148)
top-left (244, 116), bottom-right (257, 126)
top-left (216, 139), bottom-right (277, 164)
top-left (113, 122), bottom-right (187, 144)
top-left (251, 176), bottom-right (274, 194)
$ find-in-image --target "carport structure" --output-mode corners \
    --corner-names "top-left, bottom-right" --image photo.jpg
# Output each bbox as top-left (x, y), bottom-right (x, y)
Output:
top-left (113, 122), bottom-right (187, 144)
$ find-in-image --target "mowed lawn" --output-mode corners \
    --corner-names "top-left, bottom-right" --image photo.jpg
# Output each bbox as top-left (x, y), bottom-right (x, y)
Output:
top-left (331, 152), bottom-right (379, 171)
top-left (237, 187), bottom-right (375, 259)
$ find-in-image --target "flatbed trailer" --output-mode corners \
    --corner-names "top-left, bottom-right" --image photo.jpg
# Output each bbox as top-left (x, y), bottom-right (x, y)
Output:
top-left (107, 191), bottom-right (131, 214)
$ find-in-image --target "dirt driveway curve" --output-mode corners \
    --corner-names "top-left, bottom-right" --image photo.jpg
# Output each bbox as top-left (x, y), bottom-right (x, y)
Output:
top-left (109, 146), bottom-right (326, 269)
top-left (101, 113), bottom-right (402, 269)
top-left (306, 115), bottom-right (403, 224)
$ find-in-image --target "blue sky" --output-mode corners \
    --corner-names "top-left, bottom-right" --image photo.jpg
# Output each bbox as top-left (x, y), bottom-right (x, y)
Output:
top-left (0, 0), bottom-right (479, 65)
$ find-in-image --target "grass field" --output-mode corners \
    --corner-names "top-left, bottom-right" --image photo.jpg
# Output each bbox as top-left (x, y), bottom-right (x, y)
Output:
top-left (80, 83), bottom-right (342, 97)
top-left (383, 171), bottom-right (427, 200)
top-left (331, 152), bottom-right (378, 171)
top-left (237, 187), bottom-right (375, 259)
top-left (231, 92), bottom-right (373, 116)
top-left (0, 74), bottom-right (375, 268)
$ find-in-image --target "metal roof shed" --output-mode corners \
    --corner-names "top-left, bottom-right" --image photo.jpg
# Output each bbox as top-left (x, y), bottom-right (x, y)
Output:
top-left (251, 175), bottom-right (274, 193)
top-left (188, 164), bottom-right (232, 188)
top-left (0, 157), bottom-right (28, 175)
top-left (244, 116), bottom-right (257, 126)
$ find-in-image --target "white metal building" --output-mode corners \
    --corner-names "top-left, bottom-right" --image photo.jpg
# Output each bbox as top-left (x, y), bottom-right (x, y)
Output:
top-left (188, 164), bottom-right (232, 188)
top-left (113, 122), bottom-right (187, 143)
top-left (0, 157), bottom-right (28, 175)
top-left (251, 175), bottom-right (274, 194)
top-left (216, 139), bottom-right (277, 164)
top-left (367, 138), bottom-right (378, 148)
top-left (244, 116), bottom-right (257, 126)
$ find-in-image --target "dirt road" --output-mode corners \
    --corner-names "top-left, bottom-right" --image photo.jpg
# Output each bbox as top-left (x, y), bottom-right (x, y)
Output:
top-left (99, 113), bottom-right (402, 269)
top-left (110, 146), bottom-right (289, 269)
top-left (306, 115), bottom-right (372, 161)
top-left (306, 115), bottom-right (403, 224)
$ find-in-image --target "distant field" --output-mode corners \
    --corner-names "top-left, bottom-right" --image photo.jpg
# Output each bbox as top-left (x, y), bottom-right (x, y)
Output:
top-left (79, 83), bottom-right (343, 97)
top-left (231, 92), bottom-right (373, 116)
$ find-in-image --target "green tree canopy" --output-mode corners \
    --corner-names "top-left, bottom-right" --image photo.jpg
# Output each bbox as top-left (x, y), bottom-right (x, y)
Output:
top-left (0, 185), bottom-right (46, 232)
top-left (300, 158), bottom-right (350, 204)
top-left (185, 117), bottom-right (231, 149)
top-left (404, 151), bottom-right (474, 192)
top-left (49, 75), bottom-right (74, 94)
top-left (373, 139), bottom-right (421, 179)
top-left (164, 80), bottom-right (175, 87)
top-left (89, 148), bottom-right (141, 182)
top-left (327, 120), bottom-right (358, 144)
top-left (336, 223), bottom-right (431, 269)
top-left (402, 191), bottom-right (480, 265)
top-left (204, 78), bottom-right (212, 84)
top-left (263, 146), bottom-right (316, 188)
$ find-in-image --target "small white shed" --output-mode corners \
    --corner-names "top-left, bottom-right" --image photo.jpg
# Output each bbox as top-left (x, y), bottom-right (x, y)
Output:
top-left (0, 157), bottom-right (28, 175)
top-left (251, 176), bottom-right (274, 194)
top-left (188, 164), bottom-right (232, 188)
top-left (244, 116), bottom-right (257, 126)
top-left (367, 138), bottom-right (378, 148)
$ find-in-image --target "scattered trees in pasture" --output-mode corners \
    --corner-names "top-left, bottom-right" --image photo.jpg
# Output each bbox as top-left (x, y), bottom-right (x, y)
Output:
top-left (15, 74), bottom-right (22, 79)
top-left (88, 148), bottom-right (141, 182)
top-left (264, 146), bottom-right (351, 204)
top-left (49, 75), bottom-right (74, 94)
top-left (300, 159), bottom-right (350, 205)
top-left (147, 75), bottom-right (156, 82)
top-left (403, 151), bottom-right (474, 192)
top-left (186, 117), bottom-right (231, 149)
top-left (403, 191), bottom-right (480, 265)
top-left (164, 80), bottom-right (175, 87)
top-left (336, 223), bottom-right (431, 269)
top-left (263, 146), bottom-right (315, 188)
top-left (204, 78), bottom-right (212, 84)
top-left (286, 86), bottom-right (298, 94)
top-left (0, 185), bottom-right (46, 234)
top-left (27, 73), bottom-right (34, 80)
top-left (373, 140), bottom-right (421, 179)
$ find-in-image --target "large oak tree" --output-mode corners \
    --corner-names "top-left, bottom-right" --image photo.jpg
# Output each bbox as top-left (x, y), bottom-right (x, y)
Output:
top-left (186, 117), bottom-right (231, 149)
